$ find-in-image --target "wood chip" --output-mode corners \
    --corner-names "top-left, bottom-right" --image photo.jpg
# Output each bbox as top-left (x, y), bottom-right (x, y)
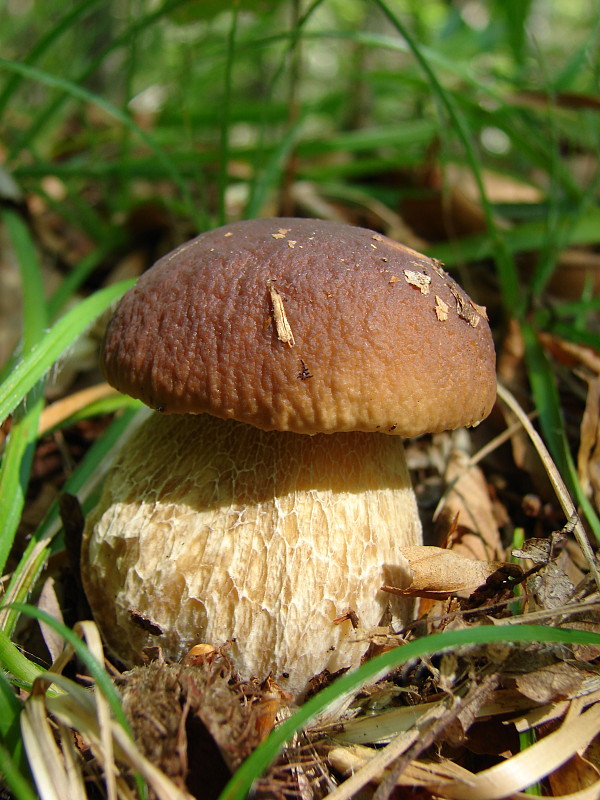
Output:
top-left (403, 270), bottom-right (431, 294)
top-left (435, 295), bottom-right (449, 321)
top-left (470, 299), bottom-right (488, 320)
top-left (450, 285), bottom-right (481, 327)
top-left (430, 258), bottom-right (447, 277)
top-left (268, 281), bottom-right (295, 347)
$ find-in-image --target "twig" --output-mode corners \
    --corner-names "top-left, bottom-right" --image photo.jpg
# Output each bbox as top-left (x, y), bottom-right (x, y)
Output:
top-left (321, 706), bottom-right (441, 800)
top-left (371, 674), bottom-right (499, 800)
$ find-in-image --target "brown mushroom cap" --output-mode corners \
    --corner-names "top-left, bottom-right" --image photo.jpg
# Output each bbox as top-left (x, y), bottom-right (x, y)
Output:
top-left (102, 218), bottom-right (496, 437)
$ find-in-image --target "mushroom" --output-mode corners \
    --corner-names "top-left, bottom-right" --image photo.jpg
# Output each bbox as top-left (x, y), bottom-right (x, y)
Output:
top-left (81, 217), bottom-right (496, 698)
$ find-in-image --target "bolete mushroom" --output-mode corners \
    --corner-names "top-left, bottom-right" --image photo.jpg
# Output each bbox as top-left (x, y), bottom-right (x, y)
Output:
top-left (81, 217), bottom-right (496, 698)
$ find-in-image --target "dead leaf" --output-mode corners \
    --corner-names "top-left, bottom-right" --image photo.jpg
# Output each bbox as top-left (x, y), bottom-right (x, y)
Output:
top-left (562, 622), bottom-right (600, 662)
top-left (539, 332), bottom-right (600, 374)
top-left (434, 443), bottom-right (504, 562)
top-left (497, 320), bottom-right (552, 495)
top-left (38, 577), bottom-right (66, 662)
top-left (515, 661), bottom-right (588, 705)
top-left (399, 166), bottom-right (491, 242)
top-left (527, 562), bottom-right (575, 609)
top-left (578, 375), bottom-right (600, 511)
top-left (547, 752), bottom-right (600, 797)
top-left (547, 248), bottom-right (600, 300)
top-left (469, 299), bottom-right (488, 320)
top-left (511, 529), bottom-right (567, 564)
top-left (446, 163), bottom-right (543, 205)
top-left (389, 546), bottom-right (504, 597)
top-left (512, 537), bottom-right (555, 563)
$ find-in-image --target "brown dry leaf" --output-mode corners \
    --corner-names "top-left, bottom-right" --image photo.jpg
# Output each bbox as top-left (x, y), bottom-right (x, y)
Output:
top-left (526, 561), bottom-right (575, 610)
top-left (328, 742), bottom-right (465, 791)
top-left (496, 320), bottom-right (551, 493)
top-left (538, 332), bottom-right (600, 374)
top-left (578, 374), bottom-right (600, 512)
top-left (443, 679), bottom-right (501, 748)
top-left (391, 546), bottom-right (504, 597)
top-left (547, 248), bottom-right (600, 299)
top-left (449, 285), bottom-right (481, 327)
top-left (434, 446), bottom-right (504, 562)
top-left (512, 534), bottom-right (562, 563)
top-left (425, 698), bottom-right (600, 799)
top-left (37, 576), bottom-right (66, 662)
top-left (399, 169), bottom-right (490, 241)
top-left (585, 737), bottom-right (600, 777)
top-left (34, 383), bottom-right (122, 438)
top-left (515, 661), bottom-right (589, 705)
top-left (497, 317), bottom-right (527, 387)
top-left (511, 688), bottom-right (600, 733)
top-left (328, 700), bottom-right (600, 800)
top-left (446, 164), bottom-right (543, 205)
top-left (563, 622), bottom-right (600, 662)
top-left (547, 752), bottom-right (600, 797)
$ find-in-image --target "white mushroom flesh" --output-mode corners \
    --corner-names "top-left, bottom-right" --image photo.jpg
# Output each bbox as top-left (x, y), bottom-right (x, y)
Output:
top-left (82, 412), bottom-right (421, 698)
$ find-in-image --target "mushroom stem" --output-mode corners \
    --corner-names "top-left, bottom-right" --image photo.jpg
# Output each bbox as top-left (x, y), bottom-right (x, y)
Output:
top-left (82, 413), bottom-right (422, 698)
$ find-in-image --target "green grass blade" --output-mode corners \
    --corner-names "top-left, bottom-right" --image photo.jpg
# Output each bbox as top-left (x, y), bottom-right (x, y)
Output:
top-left (428, 206), bottom-right (600, 267)
top-left (5, 0), bottom-right (190, 156)
top-left (0, 387), bottom-right (46, 575)
top-left (0, 279), bottom-right (135, 427)
top-left (0, 672), bottom-right (25, 759)
top-left (3, 210), bottom-right (47, 348)
top-left (46, 245), bottom-right (114, 320)
top-left (0, 57), bottom-right (194, 219)
top-left (245, 119), bottom-right (303, 219)
top-left (0, 628), bottom-right (46, 690)
top-left (371, 0), bottom-right (520, 315)
top-left (0, 673), bottom-right (36, 800)
top-left (218, 7), bottom-right (239, 226)
top-left (4, 607), bottom-right (148, 799)
top-left (0, 0), bottom-right (102, 118)
top-left (0, 211), bottom-right (48, 575)
top-left (218, 624), bottom-right (600, 800)
top-left (2, 406), bottom-right (144, 638)
top-left (522, 322), bottom-right (600, 541)
top-left (6, 604), bottom-right (132, 738)
top-left (518, 728), bottom-right (543, 796)
top-left (544, 322), bottom-right (600, 352)
top-left (0, 742), bottom-right (37, 800)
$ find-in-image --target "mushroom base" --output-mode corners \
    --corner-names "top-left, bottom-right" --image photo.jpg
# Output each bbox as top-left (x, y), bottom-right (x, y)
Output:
top-left (81, 413), bottom-right (422, 698)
